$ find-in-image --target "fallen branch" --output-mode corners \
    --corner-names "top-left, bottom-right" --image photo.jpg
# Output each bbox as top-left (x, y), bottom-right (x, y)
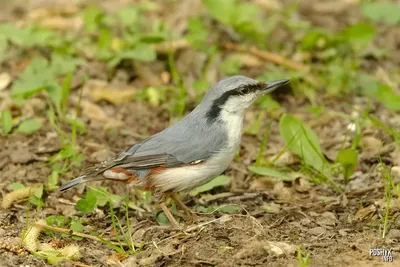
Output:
top-left (222, 41), bottom-right (320, 87)
top-left (152, 39), bottom-right (190, 54)
top-left (346, 185), bottom-right (384, 198)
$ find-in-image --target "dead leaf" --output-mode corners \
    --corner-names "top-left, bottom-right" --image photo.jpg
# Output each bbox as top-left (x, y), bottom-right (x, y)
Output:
top-left (392, 166), bottom-right (400, 181)
top-left (292, 175), bottom-right (312, 193)
top-left (309, 226), bottom-right (326, 236)
top-left (391, 151), bottom-right (400, 166)
top-left (355, 205), bottom-right (377, 221)
top-left (228, 52), bottom-right (264, 67)
top-left (262, 202), bottom-right (280, 214)
top-left (39, 17), bottom-right (82, 31)
top-left (361, 136), bottom-right (382, 154)
top-left (10, 147), bottom-right (36, 164)
top-left (263, 241), bottom-right (296, 256)
top-left (89, 87), bottom-right (136, 104)
top-left (271, 151), bottom-right (300, 166)
top-left (81, 100), bottom-right (124, 129)
top-left (234, 240), bottom-right (296, 259)
top-left (0, 72), bottom-right (12, 91)
top-left (272, 182), bottom-right (293, 202)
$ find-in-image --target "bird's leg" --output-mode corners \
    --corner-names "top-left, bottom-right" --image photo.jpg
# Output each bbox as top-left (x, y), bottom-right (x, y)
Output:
top-left (170, 193), bottom-right (199, 224)
top-left (159, 201), bottom-right (180, 229)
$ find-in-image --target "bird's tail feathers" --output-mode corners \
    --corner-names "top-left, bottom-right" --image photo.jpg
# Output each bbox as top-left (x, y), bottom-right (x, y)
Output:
top-left (59, 175), bottom-right (106, 192)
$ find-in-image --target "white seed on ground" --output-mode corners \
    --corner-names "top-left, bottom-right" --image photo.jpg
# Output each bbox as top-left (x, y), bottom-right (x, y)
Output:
top-left (2, 186), bottom-right (38, 209)
top-left (22, 219), bottom-right (45, 252)
top-left (61, 244), bottom-right (81, 260)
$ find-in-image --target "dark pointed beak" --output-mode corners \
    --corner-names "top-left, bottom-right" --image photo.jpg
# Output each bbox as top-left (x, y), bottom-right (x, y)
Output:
top-left (263, 79), bottom-right (290, 91)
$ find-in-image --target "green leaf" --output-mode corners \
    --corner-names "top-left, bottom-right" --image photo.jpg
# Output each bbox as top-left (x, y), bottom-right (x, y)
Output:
top-left (123, 43), bottom-right (156, 61)
top-left (51, 54), bottom-right (84, 76)
top-left (336, 149), bottom-right (358, 168)
top-left (376, 84), bottom-right (400, 111)
top-left (47, 171), bottom-right (59, 190)
top-left (279, 114), bottom-right (330, 176)
top-left (70, 220), bottom-right (83, 232)
top-left (202, 0), bottom-right (236, 25)
top-left (76, 194), bottom-right (97, 213)
top-left (300, 28), bottom-right (330, 50)
top-left (362, 2), bottom-right (400, 25)
top-left (186, 18), bottom-right (209, 50)
top-left (219, 56), bottom-right (243, 75)
top-left (1, 109), bottom-right (12, 135)
top-left (34, 185), bottom-right (43, 198)
top-left (16, 119), bottom-right (42, 134)
top-left (118, 7), bottom-right (139, 27)
top-left (340, 23), bottom-right (376, 47)
top-left (86, 187), bottom-right (109, 207)
top-left (248, 166), bottom-right (293, 181)
top-left (11, 57), bottom-right (52, 99)
top-left (7, 183), bottom-right (25, 191)
top-left (189, 175), bottom-right (231, 196)
top-left (83, 6), bottom-right (103, 32)
top-left (336, 148), bottom-right (358, 183)
top-left (47, 256), bottom-right (65, 265)
top-left (155, 211), bottom-right (172, 226)
top-left (29, 185), bottom-right (44, 208)
top-left (357, 74), bottom-right (379, 96)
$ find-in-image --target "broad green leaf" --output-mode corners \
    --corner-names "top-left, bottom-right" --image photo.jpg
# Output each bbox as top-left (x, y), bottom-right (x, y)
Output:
top-left (340, 23), bottom-right (376, 47)
top-left (7, 183), bottom-right (25, 191)
top-left (186, 18), bottom-right (209, 50)
top-left (11, 57), bottom-right (52, 98)
top-left (76, 194), bottom-right (97, 213)
top-left (279, 114), bottom-right (330, 176)
top-left (70, 220), bottom-right (83, 232)
top-left (362, 2), bottom-right (400, 25)
top-left (357, 74), bottom-right (378, 96)
top-left (1, 109), bottom-right (12, 135)
top-left (16, 119), bottom-right (42, 134)
top-left (118, 7), bottom-right (139, 27)
top-left (155, 211), bottom-right (171, 226)
top-left (300, 28), bottom-right (330, 50)
top-left (336, 148), bottom-right (358, 183)
top-left (124, 43), bottom-right (156, 61)
top-left (86, 187), bottom-right (109, 207)
top-left (51, 54), bottom-right (84, 75)
top-left (155, 205), bottom-right (178, 226)
top-left (189, 175), bottom-right (231, 196)
top-left (376, 84), bottom-right (400, 111)
top-left (202, 0), bottom-right (236, 25)
top-left (248, 166), bottom-right (293, 181)
top-left (336, 149), bottom-right (358, 168)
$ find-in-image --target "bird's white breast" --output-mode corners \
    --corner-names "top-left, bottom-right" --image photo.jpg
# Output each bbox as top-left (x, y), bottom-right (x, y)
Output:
top-left (150, 110), bottom-right (244, 193)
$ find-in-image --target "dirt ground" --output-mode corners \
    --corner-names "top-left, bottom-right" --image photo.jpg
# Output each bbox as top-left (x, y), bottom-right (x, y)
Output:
top-left (1, 0), bottom-right (400, 266)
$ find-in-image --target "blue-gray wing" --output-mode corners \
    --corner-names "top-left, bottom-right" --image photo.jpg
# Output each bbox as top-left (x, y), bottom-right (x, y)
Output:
top-left (112, 114), bottom-right (227, 169)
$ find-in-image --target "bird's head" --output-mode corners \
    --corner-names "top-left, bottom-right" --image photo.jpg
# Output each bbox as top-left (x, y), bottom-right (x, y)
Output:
top-left (200, 75), bottom-right (290, 122)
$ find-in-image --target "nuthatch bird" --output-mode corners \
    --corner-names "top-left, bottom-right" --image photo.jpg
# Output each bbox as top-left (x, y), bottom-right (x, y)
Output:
top-left (60, 75), bottom-right (290, 227)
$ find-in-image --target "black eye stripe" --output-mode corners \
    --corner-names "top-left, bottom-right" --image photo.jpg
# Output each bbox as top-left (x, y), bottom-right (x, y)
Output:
top-left (206, 83), bottom-right (262, 122)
